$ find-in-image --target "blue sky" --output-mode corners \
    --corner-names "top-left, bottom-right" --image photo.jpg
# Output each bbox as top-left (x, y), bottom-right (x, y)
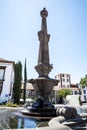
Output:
top-left (0, 0), bottom-right (87, 83)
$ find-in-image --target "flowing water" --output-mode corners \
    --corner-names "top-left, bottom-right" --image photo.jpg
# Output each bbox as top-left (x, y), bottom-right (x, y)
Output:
top-left (0, 108), bottom-right (48, 129)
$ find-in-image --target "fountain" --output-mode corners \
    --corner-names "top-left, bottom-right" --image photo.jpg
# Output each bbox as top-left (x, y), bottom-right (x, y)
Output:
top-left (25, 8), bottom-right (58, 117)
top-left (20, 8), bottom-right (87, 130)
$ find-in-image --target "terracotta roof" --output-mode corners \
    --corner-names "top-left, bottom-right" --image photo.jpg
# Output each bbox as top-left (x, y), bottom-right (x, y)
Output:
top-left (53, 85), bottom-right (60, 90)
top-left (21, 83), bottom-right (34, 90)
top-left (0, 58), bottom-right (15, 64)
top-left (70, 84), bottom-right (78, 88)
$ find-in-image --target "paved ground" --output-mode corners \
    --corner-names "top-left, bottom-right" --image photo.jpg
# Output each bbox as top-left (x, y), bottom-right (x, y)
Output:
top-left (0, 106), bottom-right (24, 110)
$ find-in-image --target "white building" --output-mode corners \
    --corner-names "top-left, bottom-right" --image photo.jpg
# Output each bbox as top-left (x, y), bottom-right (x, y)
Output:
top-left (0, 58), bottom-right (15, 103)
top-left (80, 87), bottom-right (87, 103)
top-left (55, 73), bottom-right (71, 88)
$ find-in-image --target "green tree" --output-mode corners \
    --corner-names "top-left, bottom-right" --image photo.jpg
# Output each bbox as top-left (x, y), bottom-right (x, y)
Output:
top-left (57, 88), bottom-right (72, 99)
top-left (23, 58), bottom-right (27, 103)
top-left (80, 75), bottom-right (87, 88)
top-left (13, 61), bottom-right (22, 104)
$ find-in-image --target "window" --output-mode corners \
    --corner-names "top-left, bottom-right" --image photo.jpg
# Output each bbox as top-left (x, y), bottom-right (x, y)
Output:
top-left (62, 78), bottom-right (65, 82)
top-left (67, 74), bottom-right (69, 77)
top-left (0, 67), bottom-right (5, 81)
top-left (67, 79), bottom-right (69, 82)
top-left (29, 90), bottom-right (32, 94)
top-left (74, 91), bottom-right (78, 95)
top-left (0, 82), bottom-right (3, 94)
top-left (0, 66), bottom-right (6, 94)
top-left (83, 90), bottom-right (86, 94)
top-left (63, 85), bottom-right (65, 88)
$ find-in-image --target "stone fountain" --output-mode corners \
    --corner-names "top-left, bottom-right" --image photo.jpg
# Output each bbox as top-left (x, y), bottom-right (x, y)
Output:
top-left (27, 8), bottom-right (58, 117)
top-left (20, 8), bottom-right (87, 129)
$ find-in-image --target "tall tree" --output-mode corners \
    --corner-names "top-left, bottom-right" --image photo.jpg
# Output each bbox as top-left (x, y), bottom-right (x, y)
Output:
top-left (57, 88), bottom-right (72, 104)
top-left (80, 75), bottom-right (87, 88)
top-left (23, 58), bottom-right (27, 103)
top-left (13, 61), bottom-right (22, 104)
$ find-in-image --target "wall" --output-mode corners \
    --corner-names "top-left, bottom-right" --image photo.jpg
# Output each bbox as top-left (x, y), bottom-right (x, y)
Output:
top-left (0, 62), bottom-right (14, 103)
top-left (66, 95), bottom-right (80, 106)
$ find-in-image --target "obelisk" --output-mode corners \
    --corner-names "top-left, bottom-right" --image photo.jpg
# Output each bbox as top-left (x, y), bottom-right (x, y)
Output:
top-left (35, 8), bottom-right (53, 77)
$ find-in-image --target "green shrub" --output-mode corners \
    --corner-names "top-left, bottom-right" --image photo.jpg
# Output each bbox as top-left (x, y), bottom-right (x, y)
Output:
top-left (6, 101), bottom-right (17, 107)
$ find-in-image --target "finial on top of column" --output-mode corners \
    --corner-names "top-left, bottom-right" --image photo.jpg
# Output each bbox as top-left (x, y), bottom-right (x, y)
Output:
top-left (40, 7), bottom-right (48, 17)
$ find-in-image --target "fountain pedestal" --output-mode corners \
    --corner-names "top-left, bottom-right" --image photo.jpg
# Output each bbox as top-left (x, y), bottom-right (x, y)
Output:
top-left (29, 77), bottom-right (58, 116)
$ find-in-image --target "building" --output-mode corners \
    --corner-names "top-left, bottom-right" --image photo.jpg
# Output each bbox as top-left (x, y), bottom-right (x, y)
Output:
top-left (21, 83), bottom-right (35, 99)
top-left (50, 73), bottom-right (71, 104)
top-left (55, 73), bottom-right (80, 95)
top-left (52, 73), bottom-right (80, 104)
top-left (79, 87), bottom-right (87, 103)
top-left (70, 83), bottom-right (79, 95)
top-left (55, 73), bottom-right (71, 88)
top-left (0, 58), bottom-right (15, 103)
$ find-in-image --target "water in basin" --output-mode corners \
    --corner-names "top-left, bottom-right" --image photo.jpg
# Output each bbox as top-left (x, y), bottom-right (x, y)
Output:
top-left (0, 106), bottom-right (87, 129)
top-left (0, 109), bottom-right (48, 129)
